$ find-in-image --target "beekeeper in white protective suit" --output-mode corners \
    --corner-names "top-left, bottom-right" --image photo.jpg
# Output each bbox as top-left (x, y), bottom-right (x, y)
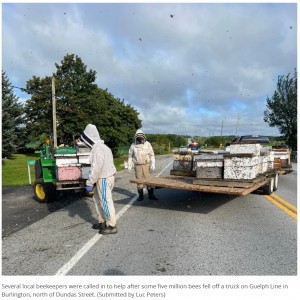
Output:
top-left (80, 124), bottom-right (118, 235)
top-left (128, 129), bottom-right (158, 201)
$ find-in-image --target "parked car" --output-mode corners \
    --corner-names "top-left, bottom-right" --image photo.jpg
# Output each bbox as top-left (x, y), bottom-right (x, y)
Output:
top-left (231, 135), bottom-right (270, 144)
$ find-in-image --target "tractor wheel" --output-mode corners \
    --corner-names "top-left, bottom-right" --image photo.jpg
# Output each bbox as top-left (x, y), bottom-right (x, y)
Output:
top-left (35, 159), bottom-right (43, 180)
top-left (33, 181), bottom-right (56, 203)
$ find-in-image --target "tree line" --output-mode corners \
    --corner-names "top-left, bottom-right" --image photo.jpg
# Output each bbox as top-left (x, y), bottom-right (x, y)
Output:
top-left (2, 54), bottom-right (297, 158)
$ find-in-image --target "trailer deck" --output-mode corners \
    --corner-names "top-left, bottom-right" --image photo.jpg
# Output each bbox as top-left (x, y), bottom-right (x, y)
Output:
top-left (130, 174), bottom-right (271, 196)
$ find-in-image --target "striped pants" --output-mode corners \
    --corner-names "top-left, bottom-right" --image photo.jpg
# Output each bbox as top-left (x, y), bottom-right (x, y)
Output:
top-left (93, 175), bottom-right (116, 227)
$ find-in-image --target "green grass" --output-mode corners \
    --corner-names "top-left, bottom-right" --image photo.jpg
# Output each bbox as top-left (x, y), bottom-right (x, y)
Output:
top-left (2, 153), bottom-right (40, 186)
top-left (117, 145), bottom-right (130, 156)
top-left (2, 153), bottom-right (128, 186)
top-left (114, 156), bottom-right (128, 172)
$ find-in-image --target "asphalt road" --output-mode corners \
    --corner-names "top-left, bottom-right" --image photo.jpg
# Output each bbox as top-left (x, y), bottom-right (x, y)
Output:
top-left (1, 155), bottom-right (297, 276)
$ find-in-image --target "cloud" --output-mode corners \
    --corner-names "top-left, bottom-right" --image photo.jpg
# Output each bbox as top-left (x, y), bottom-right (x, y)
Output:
top-left (2, 2), bottom-right (297, 136)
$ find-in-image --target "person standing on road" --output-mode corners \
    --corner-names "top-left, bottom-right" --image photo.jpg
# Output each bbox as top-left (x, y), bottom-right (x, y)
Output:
top-left (128, 129), bottom-right (158, 201)
top-left (80, 124), bottom-right (118, 235)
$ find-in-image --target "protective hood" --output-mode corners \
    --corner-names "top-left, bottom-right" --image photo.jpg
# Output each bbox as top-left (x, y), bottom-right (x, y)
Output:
top-left (134, 129), bottom-right (146, 144)
top-left (80, 124), bottom-right (102, 148)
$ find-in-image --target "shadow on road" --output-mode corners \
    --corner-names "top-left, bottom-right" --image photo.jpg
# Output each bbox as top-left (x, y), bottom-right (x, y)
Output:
top-left (130, 188), bottom-right (238, 214)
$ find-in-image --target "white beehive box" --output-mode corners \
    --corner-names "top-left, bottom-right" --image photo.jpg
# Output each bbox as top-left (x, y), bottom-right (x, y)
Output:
top-left (268, 151), bottom-right (275, 162)
top-left (193, 154), bottom-right (223, 170)
top-left (230, 143), bottom-right (262, 155)
top-left (196, 160), bottom-right (223, 168)
top-left (55, 154), bottom-right (78, 166)
top-left (224, 155), bottom-right (260, 180)
top-left (258, 155), bottom-right (268, 174)
top-left (78, 153), bottom-right (90, 164)
top-left (267, 151), bottom-right (274, 170)
top-left (273, 151), bottom-right (290, 161)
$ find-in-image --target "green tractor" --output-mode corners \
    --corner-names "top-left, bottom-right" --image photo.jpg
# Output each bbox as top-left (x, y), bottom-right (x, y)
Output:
top-left (33, 136), bottom-right (93, 203)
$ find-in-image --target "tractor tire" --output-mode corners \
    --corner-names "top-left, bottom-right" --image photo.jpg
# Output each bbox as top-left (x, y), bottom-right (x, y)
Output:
top-left (263, 178), bottom-right (274, 195)
top-left (33, 181), bottom-right (56, 203)
top-left (35, 159), bottom-right (43, 180)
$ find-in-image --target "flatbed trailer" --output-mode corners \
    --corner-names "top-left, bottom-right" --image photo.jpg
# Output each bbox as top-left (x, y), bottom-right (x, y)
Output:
top-left (278, 165), bottom-right (293, 175)
top-left (130, 170), bottom-right (278, 196)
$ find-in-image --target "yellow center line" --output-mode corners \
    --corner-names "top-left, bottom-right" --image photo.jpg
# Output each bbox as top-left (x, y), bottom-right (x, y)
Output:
top-left (264, 195), bottom-right (297, 220)
top-left (270, 193), bottom-right (297, 213)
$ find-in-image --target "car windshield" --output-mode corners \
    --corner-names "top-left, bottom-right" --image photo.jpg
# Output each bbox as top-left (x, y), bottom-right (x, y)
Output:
top-left (233, 135), bottom-right (270, 144)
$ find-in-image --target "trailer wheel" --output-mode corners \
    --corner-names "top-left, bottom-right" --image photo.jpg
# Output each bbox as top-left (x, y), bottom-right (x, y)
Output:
top-left (273, 171), bottom-right (279, 191)
top-left (33, 181), bottom-right (56, 203)
top-left (263, 178), bottom-right (274, 195)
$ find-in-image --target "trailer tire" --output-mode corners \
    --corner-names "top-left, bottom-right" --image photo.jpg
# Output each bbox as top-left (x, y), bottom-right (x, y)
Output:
top-left (33, 181), bottom-right (56, 203)
top-left (263, 178), bottom-right (274, 195)
top-left (273, 171), bottom-right (279, 191)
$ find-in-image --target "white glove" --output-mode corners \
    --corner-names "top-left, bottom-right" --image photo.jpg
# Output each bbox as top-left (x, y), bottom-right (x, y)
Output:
top-left (128, 157), bottom-right (133, 173)
top-left (150, 156), bottom-right (155, 172)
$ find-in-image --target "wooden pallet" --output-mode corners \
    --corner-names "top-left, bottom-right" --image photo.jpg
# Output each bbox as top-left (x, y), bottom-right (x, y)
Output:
top-left (130, 175), bottom-right (270, 196)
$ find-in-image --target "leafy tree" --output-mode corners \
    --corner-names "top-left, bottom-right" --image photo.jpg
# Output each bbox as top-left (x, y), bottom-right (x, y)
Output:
top-left (264, 71), bottom-right (297, 150)
top-left (24, 54), bottom-right (141, 153)
top-left (89, 88), bottom-right (141, 153)
top-left (147, 134), bottom-right (188, 148)
top-left (2, 70), bottom-right (24, 157)
top-left (204, 136), bottom-right (225, 148)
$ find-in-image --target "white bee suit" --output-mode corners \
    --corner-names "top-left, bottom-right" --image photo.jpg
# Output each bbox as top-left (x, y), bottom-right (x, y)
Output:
top-left (81, 124), bottom-right (117, 227)
top-left (128, 130), bottom-right (155, 186)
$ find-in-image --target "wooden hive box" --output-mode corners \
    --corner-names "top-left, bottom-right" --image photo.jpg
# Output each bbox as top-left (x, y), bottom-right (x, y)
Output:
top-left (195, 155), bottom-right (224, 179)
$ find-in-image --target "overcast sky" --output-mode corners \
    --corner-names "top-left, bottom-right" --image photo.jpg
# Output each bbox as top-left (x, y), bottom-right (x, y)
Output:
top-left (2, 2), bottom-right (297, 137)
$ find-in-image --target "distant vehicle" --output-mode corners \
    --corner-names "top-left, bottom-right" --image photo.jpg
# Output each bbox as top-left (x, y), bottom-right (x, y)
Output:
top-left (179, 146), bottom-right (189, 152)
top-left (231, 135), bottom-right (270, 144)
top-left (188, 142), bottom-right (200, 153)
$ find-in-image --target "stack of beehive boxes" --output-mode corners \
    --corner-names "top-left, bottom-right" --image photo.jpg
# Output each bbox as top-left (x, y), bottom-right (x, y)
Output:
top-left (272, 148), bottom-right (290, 169)
top-left (55, 153), bottom-right (82, 181)
top-left (55, 142), bottom-right (91, 181)
top-left (76, 142), bottom-right (91, 180)
top-left (224, 143), bottom-right (267, 180)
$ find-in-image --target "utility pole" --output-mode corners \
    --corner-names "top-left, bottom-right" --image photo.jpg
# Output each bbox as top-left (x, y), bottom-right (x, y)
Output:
top-left (52, 77), bottom-right (57, 149)
top-left (235, 114), bottom-right (240, 135)
top-left (220, 120), bottom-right (224, 137)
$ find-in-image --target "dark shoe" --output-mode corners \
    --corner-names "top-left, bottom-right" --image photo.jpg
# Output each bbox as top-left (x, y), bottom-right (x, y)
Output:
top-left (99, 225), bottom-right (118, 235)
top-left (92, 222), bottom-right (105, 230)
top-left (148, 188), bottom-right (158, 200)
top-left (138, 188), bottom-right (144, 201)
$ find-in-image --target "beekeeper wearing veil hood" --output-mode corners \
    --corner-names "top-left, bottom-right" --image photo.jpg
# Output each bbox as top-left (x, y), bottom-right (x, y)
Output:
top-left (128, 129), bottom-right (158, 201)
top-left (80, 124), bottom-right (117, 235)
